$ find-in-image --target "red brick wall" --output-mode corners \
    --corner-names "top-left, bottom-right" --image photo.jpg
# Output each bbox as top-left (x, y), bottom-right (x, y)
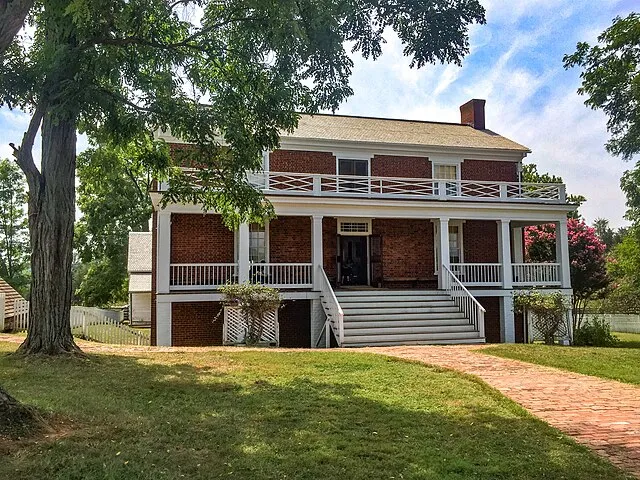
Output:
top-left (477, 296), bottom-right (501, 343)
top-left (269, 150), bottom-right (335, 174)
top-left (463, 220), bottom-right (499, 263)
top-left (171, 214), bottom-right (234, 263)
top-left (373, 219), bottom-right (435, 281)
top-left (323, 217), bottom-right (338, 283)
top-left (371, 155), bottom-right (431, 178)
top-left (461, 160), bottom-right (518, 182)
top-left (278, 300), bottom-right (311, 348)
top-left (151, 211), bottom-right (157, 346)
top-left (171, 302), bottom-right (223, 346)
top-left (269, 217), bottom-right (311, 263)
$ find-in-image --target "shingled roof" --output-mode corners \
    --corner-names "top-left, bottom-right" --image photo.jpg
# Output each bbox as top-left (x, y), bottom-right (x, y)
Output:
top-left (0, 278), bottom-right (24, 319)
top-left (128, 232), bottom-right (152, 273)
top-left (282, 114), bottom-right (531, 153)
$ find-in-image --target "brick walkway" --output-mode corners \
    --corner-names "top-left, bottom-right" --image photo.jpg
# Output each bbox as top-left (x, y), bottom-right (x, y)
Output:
top-left (362, 345), bottom-right (640, 477)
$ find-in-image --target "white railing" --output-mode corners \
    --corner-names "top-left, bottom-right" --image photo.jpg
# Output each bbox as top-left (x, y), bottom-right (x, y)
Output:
top-left (442, 265), bottom-right (486, 338)
top-left (512, 263), bottom-right (561, 286)
top-left (9, 302), bottom-right (150, 346)
top-left (317, 266), bottom-right (344, 347)
top-left (450, 263), bottom-right (502, 286)
top-left (170, 263), bottom-right (237, 290)
top-left (249, 263), bottom-right (313, 288)
top-left (243, 171), bottom-right (567, 203)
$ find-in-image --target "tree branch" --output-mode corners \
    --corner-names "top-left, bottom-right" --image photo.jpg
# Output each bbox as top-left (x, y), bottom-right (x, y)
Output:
top-left (11, 103), bottom-right (44, 186)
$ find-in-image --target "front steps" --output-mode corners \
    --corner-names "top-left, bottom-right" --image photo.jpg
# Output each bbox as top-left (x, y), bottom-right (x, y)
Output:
top-left (333, 290), bottom-right (485, 347)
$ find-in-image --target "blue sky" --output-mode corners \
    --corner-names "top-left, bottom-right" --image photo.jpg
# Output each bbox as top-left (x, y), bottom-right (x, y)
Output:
top-left (0, 0), bottom-right (636, 227)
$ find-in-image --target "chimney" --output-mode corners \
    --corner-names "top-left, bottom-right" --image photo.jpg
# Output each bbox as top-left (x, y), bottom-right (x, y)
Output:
top-left (460, 99), bottom-right (486, 130)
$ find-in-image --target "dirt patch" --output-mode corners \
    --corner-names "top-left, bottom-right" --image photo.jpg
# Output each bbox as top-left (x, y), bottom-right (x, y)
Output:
top-left (0, 386), bottom-right (48, 440)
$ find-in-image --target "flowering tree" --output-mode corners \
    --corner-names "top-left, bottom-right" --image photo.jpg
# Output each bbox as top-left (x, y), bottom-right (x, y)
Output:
top-left (525, 219), bottom-right (609, 328)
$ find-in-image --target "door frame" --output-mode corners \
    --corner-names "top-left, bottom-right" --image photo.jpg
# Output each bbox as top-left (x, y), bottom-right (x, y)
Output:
top-left (337, 235), bottom-right (370, 286)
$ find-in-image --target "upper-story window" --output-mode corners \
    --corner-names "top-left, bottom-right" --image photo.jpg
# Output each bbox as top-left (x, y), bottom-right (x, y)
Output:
top-left (433, 163), bottom-right (459, 196)
top-left (338, 158), bottom-right (368, 176)
top-left (249, 223), bottom-right (267, 263)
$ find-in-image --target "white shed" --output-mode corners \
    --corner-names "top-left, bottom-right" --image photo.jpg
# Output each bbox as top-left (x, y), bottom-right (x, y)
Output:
top-left (128, 231), bottom-right (152, 326)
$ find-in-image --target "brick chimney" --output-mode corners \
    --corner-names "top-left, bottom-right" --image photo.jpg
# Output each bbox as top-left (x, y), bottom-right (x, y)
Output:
top-left (460, 99), bottom-right (486, 130)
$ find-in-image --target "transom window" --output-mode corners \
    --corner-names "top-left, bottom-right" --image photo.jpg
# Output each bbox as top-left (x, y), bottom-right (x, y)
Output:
top-left (249, 223), bottom-right (267, 263)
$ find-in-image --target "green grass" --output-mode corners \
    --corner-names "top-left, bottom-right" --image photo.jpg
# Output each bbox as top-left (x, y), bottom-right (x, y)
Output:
top-left (482, 332), bottom-right (640, 385)
top-left (0, 341), bottom-right (629, 480)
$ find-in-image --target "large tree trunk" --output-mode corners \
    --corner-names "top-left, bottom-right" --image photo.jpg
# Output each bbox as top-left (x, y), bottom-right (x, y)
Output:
top-left (0, 383), bottom-right (46, 437)
top-left (16, 113), bottom-right (81, 355)
top-left (0, 0), bottom-right (34, 55)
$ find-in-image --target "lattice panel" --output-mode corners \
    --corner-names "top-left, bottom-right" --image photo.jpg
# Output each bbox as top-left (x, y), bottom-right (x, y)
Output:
top-left (223, 307), bottom-right (278, 345)
top-left (526, 310), bottom-right (571, 343)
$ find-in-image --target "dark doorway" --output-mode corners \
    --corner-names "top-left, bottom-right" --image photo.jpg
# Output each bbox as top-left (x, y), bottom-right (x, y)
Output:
top-left (339, 236), bottom-right (368, 285)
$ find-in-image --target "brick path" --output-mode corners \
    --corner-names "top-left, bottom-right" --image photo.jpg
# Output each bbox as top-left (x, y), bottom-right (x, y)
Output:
top-left (362, 345), bottom-right (640, 477)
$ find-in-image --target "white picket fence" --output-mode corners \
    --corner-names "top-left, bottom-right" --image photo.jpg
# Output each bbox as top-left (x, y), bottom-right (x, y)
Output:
top-left (10, 300), bottom-right (150, 346)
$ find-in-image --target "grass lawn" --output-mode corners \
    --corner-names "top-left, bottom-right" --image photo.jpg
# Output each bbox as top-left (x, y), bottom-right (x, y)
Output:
top-left (482, 332), bottom-right (640, 386)
top-left (0, 341), bottom-right (629, 480)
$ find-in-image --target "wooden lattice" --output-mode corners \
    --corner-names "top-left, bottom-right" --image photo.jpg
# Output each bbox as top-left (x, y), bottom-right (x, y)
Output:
top-left (223, 307), bottom-right (279, 346)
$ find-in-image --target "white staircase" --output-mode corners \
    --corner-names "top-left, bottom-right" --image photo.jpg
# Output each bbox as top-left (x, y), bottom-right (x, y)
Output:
top-left (334, 290), bottom-right (485, 347)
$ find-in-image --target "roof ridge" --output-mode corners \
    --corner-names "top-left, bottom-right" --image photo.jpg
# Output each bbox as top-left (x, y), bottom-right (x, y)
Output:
top-left (300, 112), bottom-right (470, 128)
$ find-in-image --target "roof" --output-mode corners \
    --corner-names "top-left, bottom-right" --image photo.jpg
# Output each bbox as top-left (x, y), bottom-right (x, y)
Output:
top-left (128, 232), bottom-right (152, 273)
top-left (129, 273), bottom-right (151, 293)
top-left (281, 114), bottom-right (531, 153)
top-left (0, 278), bottom-right (25, 319)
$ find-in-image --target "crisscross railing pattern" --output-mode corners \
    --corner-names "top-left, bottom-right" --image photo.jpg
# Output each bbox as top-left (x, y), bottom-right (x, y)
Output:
top-left (222, 306), bottom-right (278, 345)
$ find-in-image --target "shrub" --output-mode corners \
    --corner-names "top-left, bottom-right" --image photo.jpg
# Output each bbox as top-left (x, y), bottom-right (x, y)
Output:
top-left (219, 283), bottom-right (281, 345)
top-left (513, 291), bottom-right (571, 345)
top-left (573, 317), bottom-right (619, 347)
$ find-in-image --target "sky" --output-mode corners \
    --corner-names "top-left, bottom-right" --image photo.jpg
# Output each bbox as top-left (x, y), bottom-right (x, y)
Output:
top-left (0, 0), bottom-right (637, 227)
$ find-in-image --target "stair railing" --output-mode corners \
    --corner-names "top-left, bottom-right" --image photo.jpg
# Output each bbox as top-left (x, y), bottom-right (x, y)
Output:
top-left (442, 264), bottom-right (486, 338)
top-left (316, 266), bottom-right (344, 347)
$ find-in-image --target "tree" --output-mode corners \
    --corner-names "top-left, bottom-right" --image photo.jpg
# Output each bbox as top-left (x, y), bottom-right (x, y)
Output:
top-left (0, 158), bottom-right (29, 294)
top-left (75, 138), bottom-right (157, 307)
top-left (564, 13), bottom-right (640, 161)
top-left (0, 0), bottom-right (34, 56)
top-left (522, 163), bottom-right (586, 217)
top-left (1, 0), bottom-right (486, 354)
top-left (592, 217), bottom-right (626, 252)
top-left (525, 219), bottom-right (609, 327)
top-left (602, 229), bottom-right (640, 313)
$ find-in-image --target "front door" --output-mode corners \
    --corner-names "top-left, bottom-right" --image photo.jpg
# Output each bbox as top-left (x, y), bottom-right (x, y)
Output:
top-left (339, 236), bottom-right (368, 285)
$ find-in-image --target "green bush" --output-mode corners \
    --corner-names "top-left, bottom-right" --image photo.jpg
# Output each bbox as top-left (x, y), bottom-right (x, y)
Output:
top-left (573, 317), bottom-right (619, 347)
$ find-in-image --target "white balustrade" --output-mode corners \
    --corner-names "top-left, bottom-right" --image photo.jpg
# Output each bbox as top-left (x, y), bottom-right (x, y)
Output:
top-left (512, 263), bottom-right (561, 286)
top-left (450, 263), bottom-right (502, 286)
top-left (170, 263), bottom-right (237, 289)
top-left (317, 266), bottom-right (343, 347)
top-left (442, 265), bottom-right (485, 337)
top-left (249, 263), bottom-right (313, 288)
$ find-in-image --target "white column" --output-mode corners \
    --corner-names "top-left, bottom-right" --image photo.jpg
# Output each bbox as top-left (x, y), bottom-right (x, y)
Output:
top-left (238, 223), bottom-right (250, 283)
top-left (498, 219), bottom-right (513, 289)
top-left (438, 217), bottom-right (450, 289)
top-left (556, 218), bottom-right (571, 288)
top-left (156, 300), bottom-right (172, 346)
top-left (500, 295), bottom-right (516, 343)
top-left (156, 211), bottom-right (171, 293)
top-left (512, 227), bottom-right (524, 263)
top-left (312, 215), bottom-right (324, 290)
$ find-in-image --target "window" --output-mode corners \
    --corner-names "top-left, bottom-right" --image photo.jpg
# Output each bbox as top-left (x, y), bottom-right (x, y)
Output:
top-left (338, 158), bottom-right (368, 176)
top-left (249, 223), bottom-right (267, 263)
top-left (433, 163), bottom-right (459, 196)
top-left (449, 225), bottom-right (461, 263)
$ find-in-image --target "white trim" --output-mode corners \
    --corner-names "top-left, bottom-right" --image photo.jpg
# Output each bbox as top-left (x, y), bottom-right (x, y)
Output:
top-left (337, 217), bottom-right (372, 236)
top-left (335, 156), bottom-right (372, 177)
top-left (156, 301), bottom-right (172, 346)
top-left (249, 221), bottom-right (269, 263)
top-left (157, 291), bottom-right (321, 303)
top-left (156, 211), bottom-right (171, 294)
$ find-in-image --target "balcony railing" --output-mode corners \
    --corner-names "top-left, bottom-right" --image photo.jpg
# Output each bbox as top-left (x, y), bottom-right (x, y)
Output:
top-left (242, 171), bottom-right (567, 203)
top-left (450, 263), bottom-right (502, 286)
top-left (168, 262), bottom-right (313, 290)
top-left (512, 263), bottom-right (561, 286)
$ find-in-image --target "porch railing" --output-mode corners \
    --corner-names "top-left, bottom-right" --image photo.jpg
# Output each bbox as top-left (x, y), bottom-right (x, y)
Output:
top-left (249, 263), bottom-right (313, 288)
top-left (170, 263), bottom-right (238, 290)
top-left (450, 263), bottom-right (502, 286)
top-left (242, 171), bottom-right (567, 203)
top-left (512, 263), bottom-right (561, 286)
top-left (317, 266), bottom-right (344, 347)
top-left (442, 265), bottom-right (486, 338)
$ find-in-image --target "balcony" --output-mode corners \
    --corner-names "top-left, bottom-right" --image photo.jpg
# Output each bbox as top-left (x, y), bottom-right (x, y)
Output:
top-left (244, 171), bottom-right (567, 204)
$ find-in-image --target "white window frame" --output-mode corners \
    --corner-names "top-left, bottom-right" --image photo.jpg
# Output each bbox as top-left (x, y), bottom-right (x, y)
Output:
top-left (433, 220), bottom-right (465, 275)
top-left (236, 220), bottom-right (270, 264)
top-left (335, 156), bottom-right (372, 177)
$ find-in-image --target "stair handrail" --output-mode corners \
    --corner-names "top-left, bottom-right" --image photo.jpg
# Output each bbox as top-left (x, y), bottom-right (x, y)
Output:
top-left (442, 264), bottom-right (486, 338)
top-left (317, 266), bottom-right (344, 346)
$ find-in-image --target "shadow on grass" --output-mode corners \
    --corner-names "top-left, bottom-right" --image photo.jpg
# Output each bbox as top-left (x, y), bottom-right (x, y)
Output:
top-left (0, 349), bottom-right (630, 480)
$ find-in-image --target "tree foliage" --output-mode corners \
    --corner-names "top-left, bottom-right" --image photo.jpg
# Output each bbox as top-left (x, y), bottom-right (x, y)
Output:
top-left (592, 217), bottom-right (626, 252)
top-left (525, 218), bottom-right (609, 324)
top-left (564, 13), bottom-right (640, 161)
top-left (601, 228), bottom-right (640, 313)
top-left (522, 163), bottom-right (586, 216)
top-left (0, 158), bottom-right (29, 295)
top-left (513, 291), bottom-right (571, 345)
top-left (75, 138), bottom-right (158, 307)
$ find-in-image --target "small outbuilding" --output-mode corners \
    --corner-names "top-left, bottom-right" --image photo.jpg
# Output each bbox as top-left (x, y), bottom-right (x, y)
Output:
top-left (128, 231), bottom-right (152, 326)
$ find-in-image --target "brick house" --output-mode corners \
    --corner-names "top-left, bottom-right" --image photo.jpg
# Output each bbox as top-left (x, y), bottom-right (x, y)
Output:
top-left (150, 99), bottom-right (574, 347)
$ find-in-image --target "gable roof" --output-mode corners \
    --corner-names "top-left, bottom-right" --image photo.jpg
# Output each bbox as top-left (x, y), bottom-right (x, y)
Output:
top-left (0, 278), bottom-right (25, 319)
top-left (128, 232), bottom-right (152, 273)
top-left (282, 114), bottom-right (531, 153)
